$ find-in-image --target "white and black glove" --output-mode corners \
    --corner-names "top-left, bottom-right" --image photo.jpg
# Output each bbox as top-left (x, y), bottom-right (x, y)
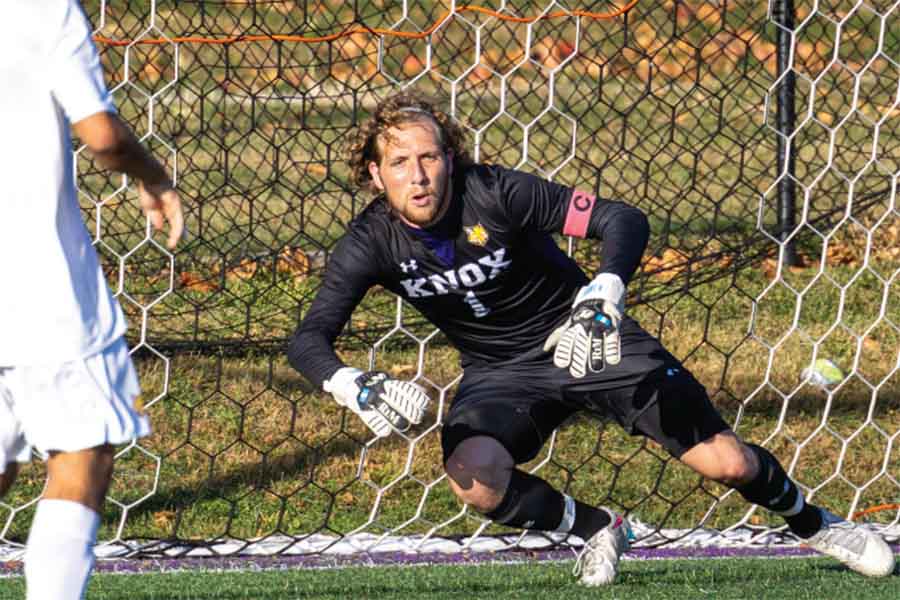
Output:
top-left (543, 272), bottom-right (625, 378)
top-left (323, 367), bottom-right (430, 438)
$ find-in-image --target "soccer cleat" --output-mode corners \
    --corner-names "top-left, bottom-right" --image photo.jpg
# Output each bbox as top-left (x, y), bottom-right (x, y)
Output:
top-left (806, 509), bottom-right (896, 577)
top-left (572, 508), bottom-right (632, 586)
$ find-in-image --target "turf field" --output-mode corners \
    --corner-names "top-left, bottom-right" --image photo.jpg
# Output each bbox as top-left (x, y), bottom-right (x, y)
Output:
top-left (2, 553), bottom-right (899, 599)
top-left (3, 2), bottom-right (898, 593)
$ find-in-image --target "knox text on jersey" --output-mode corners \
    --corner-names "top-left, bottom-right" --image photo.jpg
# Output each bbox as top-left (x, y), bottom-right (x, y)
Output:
top-left (399, 248), bottom-right (511, 301)
top-left (289, 164), bottom-right (651, 389)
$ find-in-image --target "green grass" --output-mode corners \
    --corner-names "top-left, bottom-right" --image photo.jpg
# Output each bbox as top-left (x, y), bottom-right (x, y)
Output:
top-left (1, 258), bottom-right (896, 547)
top-left (3, 0), bottom-right (894, 559)
top-left (2, 555), bottom-right (899, 599)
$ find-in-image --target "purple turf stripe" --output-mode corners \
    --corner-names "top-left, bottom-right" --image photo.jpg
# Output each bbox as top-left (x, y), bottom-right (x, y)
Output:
top-left (2, 544), bottom-right (897, 576)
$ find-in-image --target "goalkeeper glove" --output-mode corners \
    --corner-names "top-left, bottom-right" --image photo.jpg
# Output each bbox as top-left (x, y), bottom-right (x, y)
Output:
top-left (323, 367), bottom-right (430, 438)
top-left (543, 272), bottom-right (625, 378)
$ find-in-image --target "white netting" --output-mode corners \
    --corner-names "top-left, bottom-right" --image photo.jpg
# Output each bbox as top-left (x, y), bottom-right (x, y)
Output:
top-left (1, 0), bottom-right (897, 559)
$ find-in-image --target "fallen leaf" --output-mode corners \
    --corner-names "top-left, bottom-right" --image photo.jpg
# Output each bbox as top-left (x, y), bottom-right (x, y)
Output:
top-left (402, 54), bottom-right (425, 77)
top-left (751, 40), bottom-right (775, 63)
top-left (153, 510), bottom-right (176, 529)
top-left (762, 257), bottom-right (779, 279)
top-left (642, 248), bottom-right (690, 281)
top-left (817, 111), bottom-right (835, 125)
top-left (552, 39), bottom-right (575, 62)
top-left (227, 258), bottom-right (258, 281)
top-left (276, 247), bottom-right (310, 276)
top-left (634, 22), bottom-right (659, 50)
top-left (862, 337), bottom-right (881, 352)
top-left (467, 64), bottom-right (493, 83)
top-left (179, 271), bottom-right (218, 292)
top-left (389, 364), bottom-right (416, 378)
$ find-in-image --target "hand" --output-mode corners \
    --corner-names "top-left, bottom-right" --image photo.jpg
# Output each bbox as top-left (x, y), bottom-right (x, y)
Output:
top-left (138, 181), bottom-right (184, 249)
top-left (324, 367), bottom-right (430, 438)
top-left (543, 273), bottom-right (625, 378)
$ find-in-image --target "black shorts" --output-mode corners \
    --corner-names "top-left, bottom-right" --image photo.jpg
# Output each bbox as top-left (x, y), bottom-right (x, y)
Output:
top-left (441, 332), bottom-right (730, 464)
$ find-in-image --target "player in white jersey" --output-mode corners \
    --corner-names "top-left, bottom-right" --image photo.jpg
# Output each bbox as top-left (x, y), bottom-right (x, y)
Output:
top-left (0, 1), bottom-right (183, 598)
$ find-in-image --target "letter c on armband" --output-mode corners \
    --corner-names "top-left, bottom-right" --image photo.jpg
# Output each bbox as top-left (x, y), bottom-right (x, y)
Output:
top-left (562, 189), bottom-right (597, 238)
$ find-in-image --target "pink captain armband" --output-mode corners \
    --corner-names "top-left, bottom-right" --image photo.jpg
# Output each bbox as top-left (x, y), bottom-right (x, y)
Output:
top-left (562, 189), bottom-right (597, 238)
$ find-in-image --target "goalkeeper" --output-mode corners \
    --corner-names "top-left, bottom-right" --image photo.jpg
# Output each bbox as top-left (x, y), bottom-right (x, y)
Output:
top-left (287, 91), bottom-right (894, 585)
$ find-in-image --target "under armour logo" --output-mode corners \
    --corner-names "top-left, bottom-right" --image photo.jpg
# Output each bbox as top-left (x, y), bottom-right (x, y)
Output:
top-left (399, 260), bottom-right (418, 273)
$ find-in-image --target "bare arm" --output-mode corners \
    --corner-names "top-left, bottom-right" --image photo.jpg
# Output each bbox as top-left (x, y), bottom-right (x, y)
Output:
top-left (72, 111), bottom-right (184, 249)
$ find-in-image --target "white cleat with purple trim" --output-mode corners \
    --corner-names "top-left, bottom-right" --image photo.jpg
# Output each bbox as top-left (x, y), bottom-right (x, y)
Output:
top-left (806, 509), bottom-right (895, 577)
top-left (573, 508), bottom-right (632, 586)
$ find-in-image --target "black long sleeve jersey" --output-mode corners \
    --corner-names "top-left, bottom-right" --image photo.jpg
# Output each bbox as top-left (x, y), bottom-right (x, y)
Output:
top-left (289, 164), bottom-right (650, 389)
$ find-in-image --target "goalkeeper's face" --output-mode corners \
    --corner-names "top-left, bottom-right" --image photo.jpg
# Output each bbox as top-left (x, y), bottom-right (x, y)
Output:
top-left (368, 120), bottom-right (453, 228)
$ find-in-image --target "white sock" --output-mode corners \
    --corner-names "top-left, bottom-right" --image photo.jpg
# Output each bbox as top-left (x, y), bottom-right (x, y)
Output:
top-left (25, 499), bottom-right (100, 600)
top-left (553, 494), bottom-right (577, 534)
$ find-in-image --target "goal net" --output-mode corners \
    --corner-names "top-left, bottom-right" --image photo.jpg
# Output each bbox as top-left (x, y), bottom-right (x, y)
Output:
top-left (1, 0), bottom-right (897, 559)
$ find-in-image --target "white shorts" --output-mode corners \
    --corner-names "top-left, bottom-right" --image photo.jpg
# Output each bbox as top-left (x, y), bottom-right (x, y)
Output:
top-left (0, 337), bottom-right (150, 472)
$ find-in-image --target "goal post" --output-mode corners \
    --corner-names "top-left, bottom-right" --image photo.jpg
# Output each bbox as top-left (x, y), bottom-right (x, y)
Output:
top-left (1, 0), bottom-right (897, 559)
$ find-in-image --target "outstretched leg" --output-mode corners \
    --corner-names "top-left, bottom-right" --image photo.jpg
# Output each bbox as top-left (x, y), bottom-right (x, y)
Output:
top-left (680, 432), bottom-right (822, 535)
top-left (620, 365), bottom-right (895, 578)
top-left (680, 431), bottom-right (895, 577)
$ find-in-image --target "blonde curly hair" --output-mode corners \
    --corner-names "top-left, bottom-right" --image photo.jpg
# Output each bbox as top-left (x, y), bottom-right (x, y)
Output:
top-left (347, 91), bottom-right (472, 193)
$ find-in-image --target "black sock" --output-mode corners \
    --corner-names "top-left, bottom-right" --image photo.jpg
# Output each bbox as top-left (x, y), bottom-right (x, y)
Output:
top-left (571, 499), bottom-right (613, 541)
top-left (736, 444), bottom-right (823, 538)
top-left (484, 469), bottom-right (565, 531)
top-left (786, 504), bottom-right (824, 538)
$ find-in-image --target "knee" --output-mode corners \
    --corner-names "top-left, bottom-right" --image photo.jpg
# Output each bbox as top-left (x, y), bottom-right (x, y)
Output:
top-left (444, 436), bottom-right (513, 514)
top-left (716, 444), bottom-right (759, 487)
top-left (682, 432), bottom-right (761, 487)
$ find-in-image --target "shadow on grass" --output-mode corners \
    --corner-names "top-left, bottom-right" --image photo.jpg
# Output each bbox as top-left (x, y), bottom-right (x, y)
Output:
top-left (122, 431), bottom-right (399, 512)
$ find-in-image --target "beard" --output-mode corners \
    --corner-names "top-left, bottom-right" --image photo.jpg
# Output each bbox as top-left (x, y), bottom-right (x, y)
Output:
top-left (401, 197), bottom-right (442, 226)
top-left (389, 182), bottom-right (450, 228)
